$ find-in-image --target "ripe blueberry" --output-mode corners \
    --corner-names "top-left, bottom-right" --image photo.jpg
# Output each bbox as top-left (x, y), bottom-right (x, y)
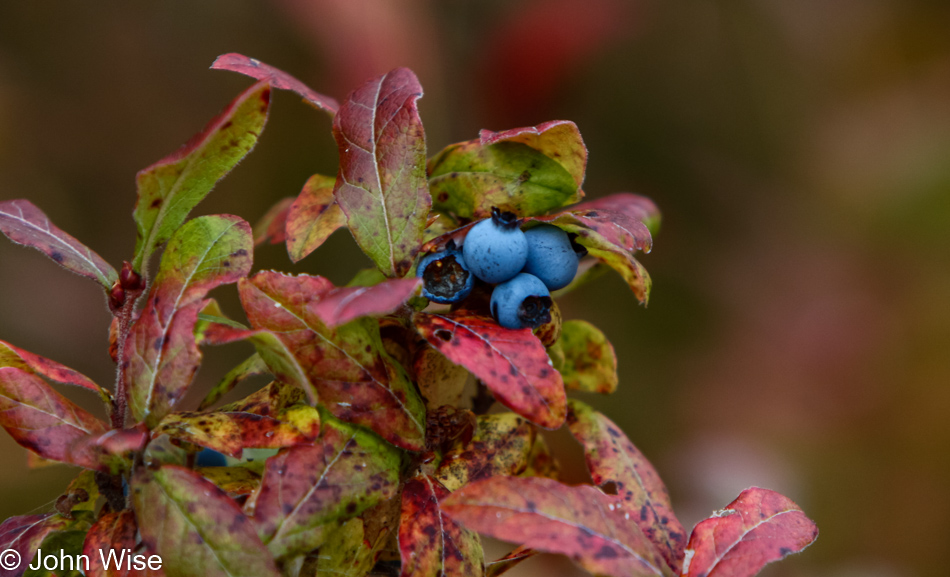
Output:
top-left (196, 447), bottom-right (227, 467)
top-left (417, 244), bottom-right (474, 304)
top-left (462, 207), bottom-right (528, 284)
top-left (522, 224), bottom-right (579, 290)
top-left (490, 273), bottom-right (553, 329)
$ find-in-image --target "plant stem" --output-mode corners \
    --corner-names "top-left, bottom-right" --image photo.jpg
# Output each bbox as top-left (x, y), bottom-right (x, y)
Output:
top-left (111, 293), bottom-right (138, 429)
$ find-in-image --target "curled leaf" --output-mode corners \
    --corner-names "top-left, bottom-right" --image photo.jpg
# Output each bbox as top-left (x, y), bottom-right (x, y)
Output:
top-left (555, 320), bottom-right (618, 394)
top-left (253, 197), bottom-right (294, 246)
top-left (682, 488), bottom-right (818, 577)
top-left (0, 339), bottom-right (103, 395)
top-left (211, 53), bottom-right (339, 115)
top-left (0, 199), bottom-right (117, 290)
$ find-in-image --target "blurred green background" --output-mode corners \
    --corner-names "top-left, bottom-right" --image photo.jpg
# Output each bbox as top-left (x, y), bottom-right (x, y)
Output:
top-left (1, 1), bottom-right (948, 576)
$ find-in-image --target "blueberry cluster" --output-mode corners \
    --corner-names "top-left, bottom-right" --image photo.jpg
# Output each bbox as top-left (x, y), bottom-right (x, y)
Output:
top-left (417, 208), bottom-right (583, 329)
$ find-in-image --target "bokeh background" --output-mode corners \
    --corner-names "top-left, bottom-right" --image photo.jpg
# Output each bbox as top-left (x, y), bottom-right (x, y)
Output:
top-left (1, 2), bottom-right (948, 576)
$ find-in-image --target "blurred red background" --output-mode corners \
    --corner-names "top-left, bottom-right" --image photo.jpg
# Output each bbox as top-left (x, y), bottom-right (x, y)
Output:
top-left (1, 2), bottom-right (948, 576)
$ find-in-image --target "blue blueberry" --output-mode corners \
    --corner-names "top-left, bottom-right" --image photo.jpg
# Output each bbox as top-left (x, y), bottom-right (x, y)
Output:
top-left (490, 273), bottom-right (553, 329)
top-left (462, 208), bottom-right (528, 284)
top-left (196, 447), bottom-right (227, 467)
top-left (522, 224), bottom-right (579, 290)
top-left (417, 244), bottom-right (474, 304)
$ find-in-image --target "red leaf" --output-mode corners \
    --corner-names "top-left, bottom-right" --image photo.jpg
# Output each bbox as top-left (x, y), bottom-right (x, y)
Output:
top-left (285, 174), bottom-right (346, 262)
top-left (0, 199), bottom-right (117, 289)
top-left (572, 192), bottom-right (661, 235)
top-left (332, 68), bottom-right (430, 278)
top-left (125, 215), bottom-right (253, 427)
top-left (253, 197), bottom-right (294, 246)
top-left (68, 426), bottom-right (149, 473)
top-left (308, 277), bottom-right (420, 328)
top-left (414, 311), bottom-right (566, 429)
top-left (0, 339), bottom-right (103, 394)
top-left (211, 53), bottom-right (339, 115)
top-left (82, 510), bottom-right (138, 577)
top-left (0, 513), bottom-right (69, 577)
top-left (398, 475), bottom-right (483, 577)
top-left (682, 488), bottom-right (818, 577)
top-left (567, 400), bottom-right (685, 573)
top-left (238, 271), bottom-right (426, 451)
top-left (247, 417), bottom-right (401, 559)
top-left (479, 120), bottom-right (587, 190)
top-left (441, 476), bottom-right (669, 577)
top-left (485, 546), bottom-right (536, 577)
top-left (0, 367), bottom-right (107, 464)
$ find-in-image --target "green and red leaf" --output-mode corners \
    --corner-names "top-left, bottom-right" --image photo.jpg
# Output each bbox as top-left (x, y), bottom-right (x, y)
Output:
top-left (82, 510), bottom-right (137, 577)
top-left (247, 416), bottom-right (401, 559)
top-left (0, 367), bottom-right (107, 464)
top-left (398, 475), bottom-right (483, 577)
top-left (211, 53), bottom-right (339, 115)
top-left (132, 465), bottom-right (280, 577)
top-left (132, 81), bottom-right (269, 274)
top-left (485, 546), bottom-right (536, 577)
top-left (682, 488), bottom-right (818, 577)
top-left (427, 121), bottom-right (585, 219)
top-left (332, 68), bottom-right (430, 278)
top-left (555, 320), bottom-right (618, 394)
top-left (253, 197), bottom-right (293, 246)
top-left (125, 215), bottom-right (253, 427)
top-left (441, 476), bottom-right (669, 577)
top-left (414, 311), bottom-right (566, 429)
top-left (238, 271), bottom-right (426, 451)
top-left (567, 400), bottom-right (686, 573)
top-left (0, 199), bottom-right (117, 290)
top-left (572, 192), bottom-right (661, 237)
top-left (285, 174), bottom-right (346, 262)
top-left (0, 340), bottom-right (103, 394)
top-left (435, 413), bottom-right (536, 491)
top-left (308, 277), bottom-right (420, 328)
top-left (68, 427), bottom-right (149, 474)
top-left (0, 514), bottom-right (69, 577)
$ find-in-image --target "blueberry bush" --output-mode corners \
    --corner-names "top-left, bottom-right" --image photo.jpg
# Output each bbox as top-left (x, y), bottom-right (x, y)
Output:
top-left (0, 54), bottom-right (818, 577)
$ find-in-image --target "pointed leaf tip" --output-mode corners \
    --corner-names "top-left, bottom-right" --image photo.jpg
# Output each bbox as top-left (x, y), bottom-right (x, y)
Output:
top-left (211, 53), bottom-right (339, 115)
top-left (0, 199), bottom-right (117, 290)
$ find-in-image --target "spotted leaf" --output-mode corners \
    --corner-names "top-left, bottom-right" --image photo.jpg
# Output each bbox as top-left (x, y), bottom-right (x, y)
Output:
top-left (555, 321), bottom-right (618, 394)
top-left (435, 413), bottom-right (536, 491)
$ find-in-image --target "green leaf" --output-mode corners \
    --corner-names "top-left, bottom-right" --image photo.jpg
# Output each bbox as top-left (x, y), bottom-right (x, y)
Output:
top-left (132, 81), bottom-right (270, 275)
top-left (248, 413), bottom-right (402, 559)
top-left (286, 174), bottom-right (346, 262)
top-left (125, 215), bottom-right (253, 427)
top-left (556, 320), bottom-right (618, 394)
top-left (132, 465), bottom-right (280, 577)
top-left (428, 121), bottom-right (586, 219)
top-left (313, 519), bottom-right (376, 577)
top-left (0, 199), bottom-right (117, 290)
top-left (332, 68), bottom-right (430, 277)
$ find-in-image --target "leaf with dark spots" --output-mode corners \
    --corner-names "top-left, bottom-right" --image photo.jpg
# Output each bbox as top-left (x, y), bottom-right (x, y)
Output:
top-left (532, 207), bottom-right (653, 255)
top-left (441, 476), bottom-right (670, 577)
top-left (555, 321), bottom-right (618, 394)
top-left (571, 192), bottom-right (661, 237)
top-left (0, 199), bottom-right (118, 290)
top-left (153, 403), bottom-right (320, 458)
top-left (246, 414), bottom-right (401, 559)
top-left (238, 271), bottom-right (426, 451)
top-left (0, 339), bottom-right (104, 395)
top-left (414, 311), bottom-right (566, 429)
top-left (132, 465), bottom-right (280, 577)
top-left (398, 475), bottom-right (483, 577)
top-left (313, 518), bottom-right (377, 577)
top-left (253, 197), bottom-right (294, 246)
top-left (218, 379), bottom-right (308, 416)
top-left (308, 277), bottom-right (420, 328)
top-left (0, 513), bottom-right (69, 577)
top-left (567, 400), bottom-right (685, 573)
top-left (682, 488), bottom-right (817, 577)
top-left (198, 467), bottom-right (261, 498)
top-left (68, 426), bottom-right (149, 474)
top-left (132, 81), bottom-right (269, 275)
top-left (585, 246), bottom-right (652, 304)
top-left (521, 432), bottom-right (559, 480)
top-left (485, 545), bottom-right (536, 577)
top-left (286, 174), bottom-right (346, 262)
top-left (428, 121), bottom-right (585, 219)
top-left (332, 68), bottom-right (430, 278)
top-left (82, 510), bottom-right (137, 577)
top-left (198, 354), bottom-right (269, 411)
top-left (0, 367), bottom-right (107, 465)
top-left (211, 53), bottom-right (339, 115)
top-left (478, 120), bottom-right (587, 190)
top-left (435, 413), bottom-right (536, 491)
top-left (125, 215), bottom-right (253, 428)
